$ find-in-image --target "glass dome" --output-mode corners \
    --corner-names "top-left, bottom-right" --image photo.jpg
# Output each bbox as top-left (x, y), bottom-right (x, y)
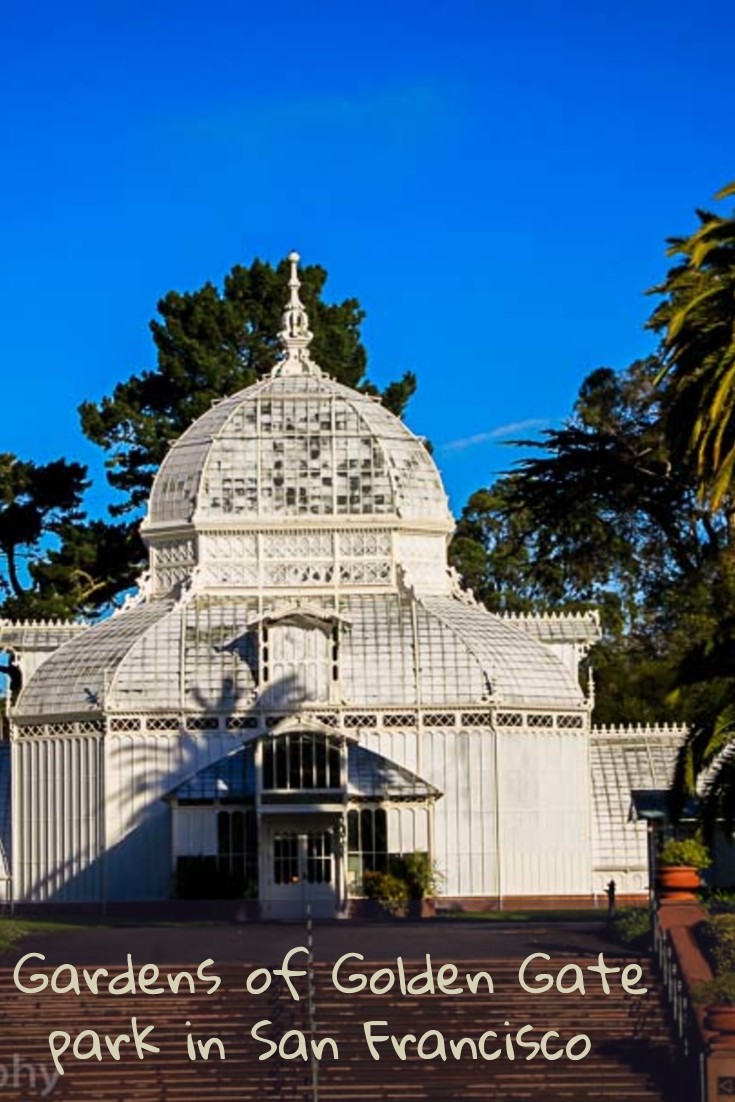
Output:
top-left (141, 253), bottom-right (454, 599)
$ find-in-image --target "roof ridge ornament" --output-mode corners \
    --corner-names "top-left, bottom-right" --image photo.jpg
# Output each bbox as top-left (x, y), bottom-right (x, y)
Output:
top-left (272, 251), bottom-right (323, 378)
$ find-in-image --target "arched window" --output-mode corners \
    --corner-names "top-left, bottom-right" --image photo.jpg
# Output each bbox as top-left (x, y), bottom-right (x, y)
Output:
top-left (262, 733), bottom-right (342, 790)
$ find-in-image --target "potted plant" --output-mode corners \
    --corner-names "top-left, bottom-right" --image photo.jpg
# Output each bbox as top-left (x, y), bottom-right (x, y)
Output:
top-left (656, 837), bottom-right (711, 901)
top-left (361, 870), bottom-right (410, 918)
top-left (393, 853), bottom-right (442, 918)
top-left (694, 973), bottom-right (735, 1035)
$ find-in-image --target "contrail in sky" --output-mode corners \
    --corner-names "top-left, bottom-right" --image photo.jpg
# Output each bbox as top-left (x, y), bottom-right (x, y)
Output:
top-left (440, 418), bottom-right (548, 453)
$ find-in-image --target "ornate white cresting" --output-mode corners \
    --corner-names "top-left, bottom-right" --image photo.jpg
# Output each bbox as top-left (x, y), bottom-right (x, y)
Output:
top-left (272, 251), bottom-right (322, 378)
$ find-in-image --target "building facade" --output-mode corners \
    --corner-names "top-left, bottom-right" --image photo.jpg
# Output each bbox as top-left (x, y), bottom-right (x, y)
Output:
top-left (0, 255), bottom-right (685, 914)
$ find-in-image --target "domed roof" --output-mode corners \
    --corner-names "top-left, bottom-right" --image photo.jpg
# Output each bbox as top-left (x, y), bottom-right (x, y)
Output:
top-left (144, 253), bottom-right (450, 534)
top-left (145, 371), bottom-right (450, 529)
top-left (13, 255), bottom-right (588, 724)
top-left (15, 593), bottom-right (584, 718)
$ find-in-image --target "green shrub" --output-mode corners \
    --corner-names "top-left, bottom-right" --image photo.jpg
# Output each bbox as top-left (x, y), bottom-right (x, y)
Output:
top-left (612, 907), bottom-right (652, 946)
top-left (362, 870), bottom-right (410, 914)
top-left (659, 837), bottom-right (711, 869)
top-left (704, 890), bottom-right (735, 915)
top-left (694, 972), bottom-right (735, 1007)
top-left (700, 915), bottom-right (735, 974)
top-left (389, 853), bottom-right (441, 899)
top-left (361, 870), bottom-right (384, 900)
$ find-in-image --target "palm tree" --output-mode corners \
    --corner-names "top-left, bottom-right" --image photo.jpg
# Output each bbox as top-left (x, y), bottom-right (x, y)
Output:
top-left (671, 706), bottom-right (735, 840)
top-left (649, 182), bottom-right (735, 509)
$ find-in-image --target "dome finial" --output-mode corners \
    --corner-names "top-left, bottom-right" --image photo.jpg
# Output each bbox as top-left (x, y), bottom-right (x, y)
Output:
top-left (273, 251), bottom-right (321, 377)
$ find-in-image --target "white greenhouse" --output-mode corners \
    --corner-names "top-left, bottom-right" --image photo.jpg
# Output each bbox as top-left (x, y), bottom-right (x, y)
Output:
top-left (0, 255), bottom-right (685, 915)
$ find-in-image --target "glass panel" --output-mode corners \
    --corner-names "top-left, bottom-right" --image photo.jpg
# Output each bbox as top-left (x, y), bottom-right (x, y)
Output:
top-left (347, 809), bottom-right (359, 851)
top-left (261, 734), bottom-right (343, 790)
top-left (263, 741), bottom-right (274, 790)
top-left (288, 734), bottom-right (302, 790)
top-left (375, 808), bottom-right (387, 854)
top-left (314, 736), bottom-right (327, 787)
top-left (328, 740), bottom-right (341, 788)
top-left (231, 810), bottom-right (244, 856)
top-left (348, 807), bottom-right (389, 884)
top-left (244, 809), bottom-right (258, 886)
top-left (302, 735), bottom-right (314, 788)
top-left (275, 739), bottom-right (288, 788)
top-left (273, 833), bottom-right (299, 885)
top-left (361, 808), bottom-right (374, 856)
top-left (306, 831), bottom-right (332, 885)
top-left (374, 806), bottom-right (388, 872)
top-left (214, 809), bottom-right (258, 896)
top-left (217, 811), bottom-right (230, 859)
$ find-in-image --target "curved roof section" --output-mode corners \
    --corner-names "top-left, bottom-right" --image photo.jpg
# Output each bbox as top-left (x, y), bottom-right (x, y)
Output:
top-left (420, 596), bottom-right (585, 708)
top-left (165, 739), bottom-right (439, 803)
top-left (348, 744), bottom-right (440, 799)
top-left (166, 744), bottom-right (257, 803)
top-left (15, 603), bottom-right (173, 717)
top-left (145, 373), bottom-right (451, 530)
top-left (590, 724), bottom-right (683, 871)
top-left (14, 591), bottom-right (584, 719)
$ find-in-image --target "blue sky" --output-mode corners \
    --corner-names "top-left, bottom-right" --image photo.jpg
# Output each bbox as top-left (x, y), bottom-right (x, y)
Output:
top-left (1, 0), bottom-right (734, 516)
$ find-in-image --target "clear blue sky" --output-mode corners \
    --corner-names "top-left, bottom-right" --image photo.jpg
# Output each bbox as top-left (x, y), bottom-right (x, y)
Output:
top-left (1, 0), bottom-right (734, 516)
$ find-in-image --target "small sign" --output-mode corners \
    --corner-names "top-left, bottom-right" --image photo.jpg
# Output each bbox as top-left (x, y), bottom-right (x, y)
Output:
top-left (718, 1077), bottom-right (735, 1095)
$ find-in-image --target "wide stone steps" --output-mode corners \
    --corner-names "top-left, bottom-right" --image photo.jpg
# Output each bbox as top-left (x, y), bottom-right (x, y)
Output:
top-left (0, 958), bottom-right (682, 1100)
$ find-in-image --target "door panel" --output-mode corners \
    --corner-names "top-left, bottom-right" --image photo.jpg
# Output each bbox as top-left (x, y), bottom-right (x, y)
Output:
top-left (262, 819), bottom-right (339, 919)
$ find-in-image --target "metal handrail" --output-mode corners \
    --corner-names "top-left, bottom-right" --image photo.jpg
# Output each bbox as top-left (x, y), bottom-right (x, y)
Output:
top-left (653, 908), bottom-right (706, 1101)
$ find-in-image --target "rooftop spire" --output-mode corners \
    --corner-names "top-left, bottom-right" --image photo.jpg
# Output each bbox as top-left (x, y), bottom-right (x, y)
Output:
top-left (273, 251), bottom-right (321, 377)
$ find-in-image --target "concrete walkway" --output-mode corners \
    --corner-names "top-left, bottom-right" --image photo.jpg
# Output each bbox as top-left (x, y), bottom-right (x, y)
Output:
top-left (1, 917), bottom-right (625, 966)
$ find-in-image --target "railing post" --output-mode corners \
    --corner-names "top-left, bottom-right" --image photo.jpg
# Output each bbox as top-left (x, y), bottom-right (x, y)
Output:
top-left (653, 903), bottom-right (706, 1098)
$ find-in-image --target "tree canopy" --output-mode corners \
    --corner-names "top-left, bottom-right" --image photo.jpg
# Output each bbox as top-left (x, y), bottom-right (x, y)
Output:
top-left (649, 181), bottom-right (735, 509)
top-left (449, 356), bottom-right (735, 724)
top-left (0, 255), bottom-right (416, 620)
top-left (0, 455), bottom-right (87, 618)
top-left (80, 256), bottom-right (416, 515)
top-left (453, 359), bottom-right (714, 614)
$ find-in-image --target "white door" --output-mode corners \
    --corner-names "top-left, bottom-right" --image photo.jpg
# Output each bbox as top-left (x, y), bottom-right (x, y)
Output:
top-left (262, 821), bottom-right (338, 920)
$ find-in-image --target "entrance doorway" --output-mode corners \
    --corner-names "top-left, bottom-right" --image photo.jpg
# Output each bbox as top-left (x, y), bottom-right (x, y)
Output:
top-left (261, 817), bottom-right (340, 919)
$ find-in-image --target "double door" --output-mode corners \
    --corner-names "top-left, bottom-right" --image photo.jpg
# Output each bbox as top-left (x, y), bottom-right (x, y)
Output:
top-left (262, 816), bottom-right (339, 919)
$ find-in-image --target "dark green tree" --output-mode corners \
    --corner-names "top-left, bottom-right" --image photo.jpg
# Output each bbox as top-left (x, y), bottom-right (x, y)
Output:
top-left (0, 454), bottom-right (91, 619)
top-left (449, 480), bottom-right (577, 612)
top-left (0, 253), bottom-right (416, 622)
top-left (450, 359), bottom-right (734, 724)
top-left (81, 257), bottom-right (416, 514)
top-left (10, 519), bottom-right (144, 620)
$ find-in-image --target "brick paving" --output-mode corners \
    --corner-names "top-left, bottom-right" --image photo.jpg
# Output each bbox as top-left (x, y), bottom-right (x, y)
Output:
top-left (0, 918), bottom-right (685, 1100)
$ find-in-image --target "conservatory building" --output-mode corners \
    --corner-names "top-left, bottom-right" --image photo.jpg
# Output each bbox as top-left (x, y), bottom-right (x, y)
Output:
top-left (0, 255), bottom-right (684, 914)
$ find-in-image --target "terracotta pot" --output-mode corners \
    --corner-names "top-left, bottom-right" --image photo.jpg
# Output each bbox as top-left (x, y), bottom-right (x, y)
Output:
top-left (656, 864), bottom-right (701, 901)
top-left (705, 1006), bottom-right (735, 1035)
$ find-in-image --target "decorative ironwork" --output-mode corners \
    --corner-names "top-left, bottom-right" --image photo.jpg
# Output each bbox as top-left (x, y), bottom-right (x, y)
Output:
top-left (383, 713), bottom-right (417, 728)
top-left (461, 712), bottom-right (490, 727)
top-left (495, 712), bottom-right (523, 727)
top-left (226, 715), bottom-right (259, 730)
top-left (343, 713), bottom-right (377, 728)
top-left (558, 713), bottom-right (585, 730)
top-left (422, 712), bottom-right (457, 727)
